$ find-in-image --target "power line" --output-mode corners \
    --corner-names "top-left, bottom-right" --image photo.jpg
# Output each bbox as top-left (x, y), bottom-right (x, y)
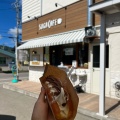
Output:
top-left (1, 35), bottom-right (16, 38)
top-left (0, 0), bottom-right (14, 3)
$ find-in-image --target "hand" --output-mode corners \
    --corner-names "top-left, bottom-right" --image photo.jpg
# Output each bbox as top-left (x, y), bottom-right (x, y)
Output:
top-left (31, 87), bottom-right (55, 120)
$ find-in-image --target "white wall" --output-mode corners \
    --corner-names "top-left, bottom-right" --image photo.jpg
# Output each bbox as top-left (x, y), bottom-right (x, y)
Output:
top-left (22, 0), bottom-right (80, 23)
top-left (107, 26), bottom-right (120, 99)
top-left (22, 0), bottom-right (41, 22)
top-left (29, 47), bottom-right (44, 82)
top-left (107, 26), bottom-right (120, 71)
top-left (29, 66), bottom-right (44, 82)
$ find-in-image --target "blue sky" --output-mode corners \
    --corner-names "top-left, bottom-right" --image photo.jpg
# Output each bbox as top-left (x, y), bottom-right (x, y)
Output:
top-left (0, 0), bottom-right (22, 48)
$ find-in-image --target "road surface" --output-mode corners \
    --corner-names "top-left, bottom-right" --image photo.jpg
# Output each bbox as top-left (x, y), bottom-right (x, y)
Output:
top-left (0, 72), bottom-right (29, 83)
top-left (0, 84), bottom-right (37, 120)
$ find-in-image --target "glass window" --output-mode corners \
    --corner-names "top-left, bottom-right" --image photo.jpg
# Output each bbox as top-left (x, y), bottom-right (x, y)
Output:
top-left (50, 45), bottom-right (62, 66)
top-left (44, 47), bottom-right (50, 65)
top-left (93, 45), bottom-right (109, 68)
top-left (78, 43), bottom-right (88, 67)
top-left (62, 44), bottom-right (76, 65)
top-left (49, 43), bottom-right (89, 68)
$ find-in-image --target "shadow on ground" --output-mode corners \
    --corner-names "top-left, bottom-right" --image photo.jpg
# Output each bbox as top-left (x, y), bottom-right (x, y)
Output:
top-left (0, 115), bottom-right (16, 120)
top-left (105, 101), bottom-right (120, 114)
top-left (0, 70), bottom-right (28, 74)
top-left (2, 71), bottom-right (12, 74)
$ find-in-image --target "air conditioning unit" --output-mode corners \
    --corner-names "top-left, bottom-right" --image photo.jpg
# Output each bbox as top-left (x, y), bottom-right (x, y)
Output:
top-left (85, 26), bottom-right (97, 37)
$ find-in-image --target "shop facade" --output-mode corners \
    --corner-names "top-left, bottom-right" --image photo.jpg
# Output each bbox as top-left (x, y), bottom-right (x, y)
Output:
top-left (19, 0), bottom-right (120, 99)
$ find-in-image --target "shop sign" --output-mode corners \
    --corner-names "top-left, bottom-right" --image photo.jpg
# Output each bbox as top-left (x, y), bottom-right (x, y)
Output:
top-left (64, 48), bottom-right (73, 55)
top-left (32, 61), bottom-right (40, 65)
top-left (39, 18), bottom-right (62, 30)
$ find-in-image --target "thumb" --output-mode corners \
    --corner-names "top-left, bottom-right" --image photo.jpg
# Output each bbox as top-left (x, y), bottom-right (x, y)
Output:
top-left (39, 87), bottom-right (46, 102)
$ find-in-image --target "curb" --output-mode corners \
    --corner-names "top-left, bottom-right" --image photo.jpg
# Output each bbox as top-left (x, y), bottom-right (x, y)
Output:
top-left (76, 107), bottom-right (117, 120)
top-left (3, 83), bottom-right (39, 99)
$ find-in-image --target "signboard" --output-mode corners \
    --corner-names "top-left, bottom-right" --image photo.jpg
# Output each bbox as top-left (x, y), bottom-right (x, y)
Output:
top-left (32, 61), bottom-right (40, 65)
top-left (39, 18), bottom-right (62, 30)
top-left (64, 48), bottom-right (73, 55)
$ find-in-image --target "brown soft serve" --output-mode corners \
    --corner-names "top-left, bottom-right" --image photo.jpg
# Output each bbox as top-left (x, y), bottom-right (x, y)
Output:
top-left (40, 64), bottom-right (79, 120)
top-left (44, 75), bottom-right (69, 117)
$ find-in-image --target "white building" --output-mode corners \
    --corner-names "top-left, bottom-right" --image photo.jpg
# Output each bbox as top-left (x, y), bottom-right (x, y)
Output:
top-left (18, 0), bottom-right (120, 101)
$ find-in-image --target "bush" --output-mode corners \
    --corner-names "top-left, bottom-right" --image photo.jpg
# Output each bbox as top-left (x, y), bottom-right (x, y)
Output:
top-left (0, 67), bottom-right (2, 72)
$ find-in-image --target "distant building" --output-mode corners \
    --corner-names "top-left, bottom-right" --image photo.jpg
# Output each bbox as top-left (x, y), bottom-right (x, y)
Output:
top-left (0, 45), bottom-right (14, 53)
top-left (0, 48), bottom-right (15, 65)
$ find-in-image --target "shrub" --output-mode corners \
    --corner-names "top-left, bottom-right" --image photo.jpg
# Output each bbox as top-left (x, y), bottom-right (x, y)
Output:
top-left (0, 67), bottom-right (2, 72)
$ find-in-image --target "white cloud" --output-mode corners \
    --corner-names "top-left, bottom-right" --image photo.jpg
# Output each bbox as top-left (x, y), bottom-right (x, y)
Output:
top-left (19, 28), bottom-right (22, 34)
top-left (8, 27), bottom-right (22, 37)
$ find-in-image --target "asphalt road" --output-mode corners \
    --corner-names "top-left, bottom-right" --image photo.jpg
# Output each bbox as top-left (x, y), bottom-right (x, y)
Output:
top-left (0, 72), bottom-right (29, 83)
top-left (0, 71), bottom-right (37, 120)
top-left (0, 84), bottom-right (37, 120)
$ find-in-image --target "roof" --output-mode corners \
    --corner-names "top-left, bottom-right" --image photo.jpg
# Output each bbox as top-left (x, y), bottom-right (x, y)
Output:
top-left (0, 49), bottom-right (15, 58)
top-left (89, 0), bottom-right (120, 14)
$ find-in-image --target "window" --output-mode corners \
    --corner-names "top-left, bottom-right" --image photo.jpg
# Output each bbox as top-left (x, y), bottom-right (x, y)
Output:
top-left (93, 45), bottom-right (109, 68)
top-left (62, 44), bottom-right (76, 65)
top-left (78, 43), bottom-right (88, 67)
top-left (44, 47), bottom-right (50, 65)
top-left (50, 45), bottom-right (62, 66)
top-left (0, 57), bottom-right (6, 64)
top-left (49, 43), bottom-right (89, 68)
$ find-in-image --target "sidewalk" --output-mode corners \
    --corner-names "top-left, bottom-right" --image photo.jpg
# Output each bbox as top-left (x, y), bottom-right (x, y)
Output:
top-left (3, 81), bottom-right (41, 98)
top-left (3, 80), bottom-right (120, 120)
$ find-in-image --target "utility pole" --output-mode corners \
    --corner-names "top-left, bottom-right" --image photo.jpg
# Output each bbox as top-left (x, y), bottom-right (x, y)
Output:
top-left (12, 0), bottom-right (20, 80)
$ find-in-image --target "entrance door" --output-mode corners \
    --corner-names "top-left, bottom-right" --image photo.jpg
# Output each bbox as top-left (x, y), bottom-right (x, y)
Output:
top-left (92, 44), bottom-right (110, 96)
top-left (50, 46), bottom-right (62, 66)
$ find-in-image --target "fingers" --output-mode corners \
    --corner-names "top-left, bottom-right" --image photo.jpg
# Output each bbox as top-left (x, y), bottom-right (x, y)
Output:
top-left (39, 87), bottom-right (46, 102)
top-left (48, 107), bottom-right (55, 120)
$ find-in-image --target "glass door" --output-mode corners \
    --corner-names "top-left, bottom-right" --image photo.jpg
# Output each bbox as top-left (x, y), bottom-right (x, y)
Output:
top-left (92, 45), bottom-right (110, 96)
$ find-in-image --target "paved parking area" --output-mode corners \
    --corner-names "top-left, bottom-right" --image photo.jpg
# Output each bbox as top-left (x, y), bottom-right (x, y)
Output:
top-left (3, 80), bottom-right (120, 120)
top-left (0, 84), bottom-right (36, 120)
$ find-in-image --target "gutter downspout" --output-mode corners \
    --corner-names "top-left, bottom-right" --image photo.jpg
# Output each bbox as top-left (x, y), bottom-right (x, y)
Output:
top-left (84, 0), bottom-right (93, 50)
top-left (87, 0), bottom-right (93, 26)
